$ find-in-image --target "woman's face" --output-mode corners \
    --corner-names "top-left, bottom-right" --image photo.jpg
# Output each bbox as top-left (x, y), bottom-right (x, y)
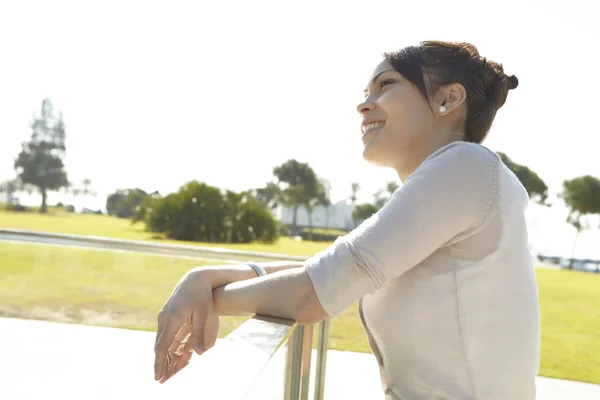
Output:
top-left (357, 60), bottom-right (439, 171)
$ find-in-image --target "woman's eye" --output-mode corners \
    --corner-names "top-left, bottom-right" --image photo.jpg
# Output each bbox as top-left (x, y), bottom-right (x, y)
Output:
top-left (378, 79), bottom-right (395, 90)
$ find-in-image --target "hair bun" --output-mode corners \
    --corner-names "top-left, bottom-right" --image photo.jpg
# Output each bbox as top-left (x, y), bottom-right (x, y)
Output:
top-left (507, 74), bottom-right (519, 90)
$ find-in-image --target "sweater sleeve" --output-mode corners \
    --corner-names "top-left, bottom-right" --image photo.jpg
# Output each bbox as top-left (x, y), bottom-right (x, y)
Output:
top-left (305, 142), bottom-right (500, 316)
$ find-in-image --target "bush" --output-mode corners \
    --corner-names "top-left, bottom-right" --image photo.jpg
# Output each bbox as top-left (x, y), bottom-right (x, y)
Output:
top-left (6, 204), bottom-right (29, 212)
top-left (300, 227), bottom-right (346, 242)
top-left (353, 203), bottom-right (380, 223)
top-left (106, 188), bottom-right (150, 218)
top-left (136, 181), bottom-right (279, 243)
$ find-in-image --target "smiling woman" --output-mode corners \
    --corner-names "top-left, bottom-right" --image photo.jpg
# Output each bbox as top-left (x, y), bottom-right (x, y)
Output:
top-left (154, 41), bottom-right (539, 400)
top-left (359, 41), bottom-right (518, 179)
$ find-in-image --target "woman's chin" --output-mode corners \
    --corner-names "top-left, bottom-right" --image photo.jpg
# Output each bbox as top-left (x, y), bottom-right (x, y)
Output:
top-left (362, 143), bottom-right (387, 166)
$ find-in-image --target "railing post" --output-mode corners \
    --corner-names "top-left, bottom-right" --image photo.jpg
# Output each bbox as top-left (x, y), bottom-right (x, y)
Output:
top-left (284, 326), bottom-right (304, 400)
top-left (314, 319), bottom-right (330, 400)
top-left (283, 324), bottom-right (314, 400)
top-left (299, 324), bottom-right (313, 400)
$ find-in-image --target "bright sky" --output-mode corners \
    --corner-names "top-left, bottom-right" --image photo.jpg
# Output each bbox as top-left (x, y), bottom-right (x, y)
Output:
top-left (1, 0), bottom-right (598, 258)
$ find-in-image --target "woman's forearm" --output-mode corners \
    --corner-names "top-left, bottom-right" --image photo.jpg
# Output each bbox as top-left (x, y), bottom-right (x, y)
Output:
top-left (211, 266), bottom-right (328, 325)
top-left (203, 261), bottom-right (304, 289)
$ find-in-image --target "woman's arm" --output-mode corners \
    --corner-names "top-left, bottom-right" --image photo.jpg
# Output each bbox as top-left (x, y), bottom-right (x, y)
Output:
top-left (202, 261), bottom-right (305, 289)
top-left (153, 261), bottom-right (325, 383)
top-left (211, 266), bottom-right (328, 324)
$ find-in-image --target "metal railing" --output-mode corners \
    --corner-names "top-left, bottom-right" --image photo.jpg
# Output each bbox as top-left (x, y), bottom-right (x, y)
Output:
top-left (1, 229), bottom-right (331, 399)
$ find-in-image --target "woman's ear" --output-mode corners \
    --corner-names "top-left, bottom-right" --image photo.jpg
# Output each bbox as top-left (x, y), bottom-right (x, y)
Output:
top-left (437, 83), bottom-right (467, 115)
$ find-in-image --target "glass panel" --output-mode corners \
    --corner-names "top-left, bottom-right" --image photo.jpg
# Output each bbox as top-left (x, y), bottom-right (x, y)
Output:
top-left (0, 241), bottom-right (248, 334)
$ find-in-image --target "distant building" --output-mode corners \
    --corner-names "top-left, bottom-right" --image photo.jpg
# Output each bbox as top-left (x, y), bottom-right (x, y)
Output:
top-left (273, 200), bottom-right (356, 231)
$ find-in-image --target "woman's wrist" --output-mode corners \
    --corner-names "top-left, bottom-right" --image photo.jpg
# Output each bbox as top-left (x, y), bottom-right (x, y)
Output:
top-left (200, 264), bottom-right (259, 290)
top-left (199, 261), bottom-right (306, 290)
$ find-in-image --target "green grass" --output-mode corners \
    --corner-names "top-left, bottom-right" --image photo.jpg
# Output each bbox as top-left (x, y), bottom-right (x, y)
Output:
top-left (538, 268), bottom-right (600, 384)
top-left (0, 241), bottom-right (368, 351)
top-left (0, 241), bottom-right (247, 335)
top-left (1, 209), bottom-right (599, 383)
top-left (0, 209), bottom-right (330, 256)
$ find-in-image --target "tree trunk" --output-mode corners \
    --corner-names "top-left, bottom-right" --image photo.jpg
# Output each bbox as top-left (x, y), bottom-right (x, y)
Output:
top-left (292, 204), bottom-right (298, 235)
top-left (40, 189), bottom-right (48, 213)
top-left (569, 229), bottom-right (580, 270)
top-left (307, 209), bottom-right (313, 240)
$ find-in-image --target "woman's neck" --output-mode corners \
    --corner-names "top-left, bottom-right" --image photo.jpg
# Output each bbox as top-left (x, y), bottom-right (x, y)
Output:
top-left (394, 136), bottom-right (464, 182)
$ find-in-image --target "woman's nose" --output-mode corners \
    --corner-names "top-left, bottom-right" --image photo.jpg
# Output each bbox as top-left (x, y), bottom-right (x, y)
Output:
top-left (356, 101), bottom-right (374, 115)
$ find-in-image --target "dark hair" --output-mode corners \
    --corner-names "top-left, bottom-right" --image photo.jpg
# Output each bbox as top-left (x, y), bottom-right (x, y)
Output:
top-left (383, 41), bottom-right (518, 143)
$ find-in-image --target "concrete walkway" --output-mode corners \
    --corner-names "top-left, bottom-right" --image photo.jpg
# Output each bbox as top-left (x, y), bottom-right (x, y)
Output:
top-left (1, 318), bottom-right (599, 399)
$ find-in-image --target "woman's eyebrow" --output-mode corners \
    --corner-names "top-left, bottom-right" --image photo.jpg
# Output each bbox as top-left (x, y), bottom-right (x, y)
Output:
top-left (363, 69), bottom-right (395, 95)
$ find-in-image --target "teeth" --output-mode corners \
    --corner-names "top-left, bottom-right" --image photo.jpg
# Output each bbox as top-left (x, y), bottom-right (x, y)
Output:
top-left (363, 122), bottom-right (385, 133)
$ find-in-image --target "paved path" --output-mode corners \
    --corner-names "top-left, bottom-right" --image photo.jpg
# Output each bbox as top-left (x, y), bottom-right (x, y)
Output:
top-left (1, 318), bottom-right (599, 399)
top-left (0, 229), bottom-right (305, 263)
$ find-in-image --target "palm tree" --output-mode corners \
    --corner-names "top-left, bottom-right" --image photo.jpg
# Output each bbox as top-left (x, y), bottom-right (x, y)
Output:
top-left (349, 182), bottom-right (360, 206)
top-left (305, 179), bottom-right (331, 237)
top-left (385, 181), bottom-right (399, 197)
top-left (349, 182), bottom-right (361, 228)
top-left (82, 179), bottom-right (93, 197)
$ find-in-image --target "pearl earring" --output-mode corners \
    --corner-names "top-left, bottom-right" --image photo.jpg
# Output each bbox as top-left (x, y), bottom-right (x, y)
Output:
top-left (439, 105), bottom-right (447, 113)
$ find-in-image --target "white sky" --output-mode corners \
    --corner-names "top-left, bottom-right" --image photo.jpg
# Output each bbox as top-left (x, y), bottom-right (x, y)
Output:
top-left (1, 0), bottom-right (599, 258)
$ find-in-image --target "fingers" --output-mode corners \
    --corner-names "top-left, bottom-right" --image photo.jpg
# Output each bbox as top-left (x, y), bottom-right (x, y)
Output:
top-left (204, 315), bottom-right (219, 350)
top-left (161, 332), bottom-right (194, 383)
top-left (154, 313), bottom-right (184, 381)
top-left (157, 314), bottom-right (218, 384)
top-left (190, 308), bottom-right (209, 355)
top-left (169, 323), bottom-right (192, 355)
top-left (154, 310), bottom-right (166, 348)
top-left (176, 341), bottom-right (194, 372)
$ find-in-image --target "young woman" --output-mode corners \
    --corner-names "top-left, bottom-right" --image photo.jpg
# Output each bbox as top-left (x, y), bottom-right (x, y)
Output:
top-left (154, 41), bottom-right (540, 400)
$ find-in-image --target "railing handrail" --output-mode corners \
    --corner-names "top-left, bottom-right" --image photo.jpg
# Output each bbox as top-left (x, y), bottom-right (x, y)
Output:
top-left (0, 228), bottom-right (307, 262)
top-left (168, 314), bottom-right (297, 398)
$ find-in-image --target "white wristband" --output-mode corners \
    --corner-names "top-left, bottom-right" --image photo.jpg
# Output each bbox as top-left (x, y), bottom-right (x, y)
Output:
top-left (245, 262), bottom-right (267, 277)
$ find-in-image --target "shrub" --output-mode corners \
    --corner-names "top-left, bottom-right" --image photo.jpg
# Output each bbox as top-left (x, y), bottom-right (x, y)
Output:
top-left (300, 227), bottom-right (346, 242)
top-left (6, 204), bottom-right (29, 212)
top-left (106, 188), bottom-right (150, 218)
top-left (136, 181), bottom-right (279, 243)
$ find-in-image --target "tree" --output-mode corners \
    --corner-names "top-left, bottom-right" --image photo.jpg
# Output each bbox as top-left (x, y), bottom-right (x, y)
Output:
top-left (349, 182), bottom-right (360, 205)
top-left (373, 180), bottom-right (400, 208)
top-left (14, 99), bottom-right (68, 213)
top-left (562, 175), bottom-right (600, 269)
top-left (321, 179), bottom-right (333, 229)
top-left (82, 179), bottom-right (95, 197)
top-left (385, 181), bottom-right (400, 197)
top-left (80, 178), bottom-right (96, 209)
top-left (106, 188), bottom-right (150, 218)
top-left (304, 179), bottom-right (331, 238)
top-left (134, 181), bottom-right (278, 243)
top-left (353, 203), bottom-right (379, 223)
top-left (273, 159), bottom-right (319, 233)
top-left (255, 182), bottom-right (280, 209)
top-left (0, 179), bottom-right (20, 204)
top-left (498, 152), bottom-right (548, 204)
top-left (349, 182), bottom-right (361, 228)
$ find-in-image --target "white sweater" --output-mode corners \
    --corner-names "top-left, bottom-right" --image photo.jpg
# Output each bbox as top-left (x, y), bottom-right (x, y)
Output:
top-left (306, 141), bottom-right (540, 399)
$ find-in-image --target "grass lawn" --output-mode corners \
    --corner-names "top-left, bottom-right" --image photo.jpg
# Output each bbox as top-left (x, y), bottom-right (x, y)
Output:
top-left (0, 209), bottom-right (331, 257)
top-left (1, 210), bottom-right (599, 384)
top-left (538, 268), bottom-right (600, 384)
top-left (0, 241), bottom-right (368, 353)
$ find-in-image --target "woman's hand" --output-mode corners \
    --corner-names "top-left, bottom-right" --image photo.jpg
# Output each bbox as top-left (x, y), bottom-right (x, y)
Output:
top-left (154, 268), bottom-right (220, 383)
